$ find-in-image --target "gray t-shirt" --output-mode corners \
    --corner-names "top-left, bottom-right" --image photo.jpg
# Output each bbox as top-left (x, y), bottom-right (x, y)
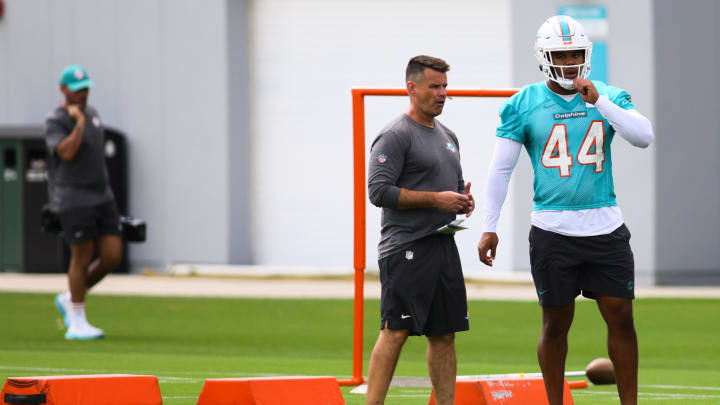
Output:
top-left (45, 105), bottom-right (114, 212)
top-left (368, 114), bottom-right (466, 259)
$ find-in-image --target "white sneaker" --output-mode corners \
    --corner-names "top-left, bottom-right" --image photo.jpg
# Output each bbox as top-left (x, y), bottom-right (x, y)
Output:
top-left (55, 293), bottom-right (71, 328)
top-left (65, 321), bottom-right (105, 340)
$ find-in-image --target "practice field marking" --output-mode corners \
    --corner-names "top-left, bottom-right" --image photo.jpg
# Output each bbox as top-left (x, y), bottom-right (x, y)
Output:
top-left (396, 389), bottom-right (432, 393)
top-left (4, 364), bottom-right (720, 402)
top-left (573, 390), bottom-right (720, 401)
top-left (0, 364), bottom-right (280, 381)
top-left (157, 376), bottom-right (205, 383)
top-left (637, 392), bottom-right (720, 400)
top-left (3, 365), bottom-right (720, 390)
top-left (387, 389), bottom-right (433, 399)
top-left (641, 384), bottom-right (720, 391)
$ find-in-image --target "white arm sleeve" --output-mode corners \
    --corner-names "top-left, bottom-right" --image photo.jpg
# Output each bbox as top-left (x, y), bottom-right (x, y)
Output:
top-left (484, 137), bottom-right (522, 233)
top-left (594, 94), bottom-right (654, 148)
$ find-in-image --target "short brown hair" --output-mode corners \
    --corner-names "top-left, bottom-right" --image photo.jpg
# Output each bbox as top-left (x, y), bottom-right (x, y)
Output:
top-left (406, 55), bottom-right (450, 82)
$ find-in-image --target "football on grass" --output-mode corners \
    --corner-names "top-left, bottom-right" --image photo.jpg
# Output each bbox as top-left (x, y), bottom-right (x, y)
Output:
top-left (585, 357), bottom-right (616, 385)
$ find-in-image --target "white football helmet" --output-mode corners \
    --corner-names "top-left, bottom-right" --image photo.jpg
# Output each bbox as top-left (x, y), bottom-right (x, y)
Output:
top-left (535, 15), bottom-right (593, 89)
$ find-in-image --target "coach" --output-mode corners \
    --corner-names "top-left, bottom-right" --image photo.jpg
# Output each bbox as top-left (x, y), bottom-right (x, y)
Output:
top-left (365, 55), bottom-right (474, 405)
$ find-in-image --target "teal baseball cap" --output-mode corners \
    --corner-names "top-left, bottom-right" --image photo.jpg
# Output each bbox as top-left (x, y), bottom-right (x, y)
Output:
top-left (60, 64), bottom-right (94, 92)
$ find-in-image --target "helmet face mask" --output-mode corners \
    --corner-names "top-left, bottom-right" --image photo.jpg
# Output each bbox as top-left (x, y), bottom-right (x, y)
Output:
top-left (535, 15), bottom-right (593, 90)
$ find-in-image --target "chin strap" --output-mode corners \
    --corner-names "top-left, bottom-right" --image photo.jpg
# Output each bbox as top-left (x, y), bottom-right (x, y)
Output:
top-left (557, 81), bottom-right (576, 90)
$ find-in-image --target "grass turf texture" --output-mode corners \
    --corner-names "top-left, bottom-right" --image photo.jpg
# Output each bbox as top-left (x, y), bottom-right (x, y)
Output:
top-left (2, 292), bottom-right (720, 404)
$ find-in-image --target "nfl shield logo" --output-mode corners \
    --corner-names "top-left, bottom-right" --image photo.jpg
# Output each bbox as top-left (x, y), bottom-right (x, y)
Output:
top-left (405, 250), bottom-right (414, 260)
top-left (377, 154), bottom-right (387, 163)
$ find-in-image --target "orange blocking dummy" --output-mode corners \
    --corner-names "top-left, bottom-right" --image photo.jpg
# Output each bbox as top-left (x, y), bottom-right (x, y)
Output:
top-left (196, 376), bottom-right (345, 405)
top-left (1, 374), bottom-right (162, 405)
top-left (428, 377), bottom-right (573, 405)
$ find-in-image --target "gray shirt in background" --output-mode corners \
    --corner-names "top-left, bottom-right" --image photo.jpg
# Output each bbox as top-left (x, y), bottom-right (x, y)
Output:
top-left (368, 114), bottom-right (465, 259)
top-left (45, 105), bottom-right (114, 212)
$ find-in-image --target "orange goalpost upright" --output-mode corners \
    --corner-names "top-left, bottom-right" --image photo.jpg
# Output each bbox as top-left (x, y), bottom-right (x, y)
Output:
top-left (338, 88), bottom-right (518, 386)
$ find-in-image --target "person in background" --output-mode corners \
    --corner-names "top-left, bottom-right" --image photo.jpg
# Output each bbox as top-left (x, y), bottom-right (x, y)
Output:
top-left (45, 64), bottom-right (122, 340)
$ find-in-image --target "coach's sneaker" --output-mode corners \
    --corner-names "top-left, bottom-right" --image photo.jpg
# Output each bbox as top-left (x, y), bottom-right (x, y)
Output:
top-left (65, 321), bottom-right (105, 340)
top-left (54, 292), bottom-right (71, 328)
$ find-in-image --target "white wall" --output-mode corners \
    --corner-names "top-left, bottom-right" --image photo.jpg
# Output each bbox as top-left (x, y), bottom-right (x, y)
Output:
top-left (606, 0), bottom-right (655, 285)
top-left (0, 0), bottom-right (234, 270)
top-left (654, 0), bottom-right (720, 285)
top-left (3, 0), bottom-right (665, 280)
top-left (249, 0), bottom-right (516, 275)
top-left (0, 0), bottom-right (515, 275)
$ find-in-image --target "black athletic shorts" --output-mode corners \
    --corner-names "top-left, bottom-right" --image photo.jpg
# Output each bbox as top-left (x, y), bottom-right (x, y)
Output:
top-left (378, 234), bottom-right (469, 336)
top-left (58, 200), bottom-right (122, 244)
top-left (529, 224), bottom-right (635, 307)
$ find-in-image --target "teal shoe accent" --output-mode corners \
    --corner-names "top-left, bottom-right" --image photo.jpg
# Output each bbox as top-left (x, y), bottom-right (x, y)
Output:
top-left (64, 330), bottom-right (105, 340)
top-left (55, 294), bottom-right (70, 328)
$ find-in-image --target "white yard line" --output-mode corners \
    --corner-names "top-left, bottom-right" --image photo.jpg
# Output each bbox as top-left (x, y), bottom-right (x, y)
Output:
top-left (386, 394), bottom-right (431, 398)
top-left (0, 365), bottom-right (278, 380)
top-left (5, 364), bottom-right (720, 402)
top-left (574, 390), bottom-right (720, 400)
top-left (640, 384), bottom-right (720, 391)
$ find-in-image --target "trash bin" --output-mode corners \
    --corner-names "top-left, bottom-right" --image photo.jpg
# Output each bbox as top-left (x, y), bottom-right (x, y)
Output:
top-left (0, 138), bottom-right (25, 272)
top-left (23, 137), bottom-right (66, 273)
top-left (104, 127), bottom-right (128, 220)
top-left (0, 126), bottom-right (130, 273)
top-left (102, 127), bottom-right (129, 272)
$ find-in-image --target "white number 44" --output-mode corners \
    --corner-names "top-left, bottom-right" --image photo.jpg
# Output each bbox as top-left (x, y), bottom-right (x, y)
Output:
top-left (541, 120), bottom-right (605, 177)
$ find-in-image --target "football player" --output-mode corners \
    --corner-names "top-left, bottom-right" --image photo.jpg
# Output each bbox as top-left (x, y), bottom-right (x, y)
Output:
top-left (478, 15), bottom-right (653, 405)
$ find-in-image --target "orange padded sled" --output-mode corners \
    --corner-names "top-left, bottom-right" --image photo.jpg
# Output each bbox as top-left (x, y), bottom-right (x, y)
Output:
top-left (196, 376), bottom-right (345, 405)
top-left (0, 374), bottom-right (162, 405)
top-left (428, 377), bottom-right (573, 405)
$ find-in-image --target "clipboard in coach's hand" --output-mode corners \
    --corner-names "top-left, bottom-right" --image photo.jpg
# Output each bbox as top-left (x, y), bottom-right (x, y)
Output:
top-left (434, 218), bottom-right (468, 234)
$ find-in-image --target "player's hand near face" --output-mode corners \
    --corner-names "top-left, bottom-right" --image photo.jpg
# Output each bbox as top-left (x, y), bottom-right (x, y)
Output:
top-left (64, 104), bottom-right (86, 127)
top-left (463, 182), bottom-right (475, 217)
top-left (435, 190), bottom-right (470, 214)
top-left (574, 77), bottom-right (599, 104)
top-left (478, 232), bottom-right (498, 267)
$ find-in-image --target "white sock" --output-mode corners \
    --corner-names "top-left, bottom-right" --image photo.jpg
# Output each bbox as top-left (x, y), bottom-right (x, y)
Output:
top-left (71, 303), bottom-right (87, 326)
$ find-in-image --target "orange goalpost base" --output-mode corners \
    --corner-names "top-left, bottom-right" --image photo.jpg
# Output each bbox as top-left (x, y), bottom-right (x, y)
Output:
top-left (340, 88), bottom-right (518, 386)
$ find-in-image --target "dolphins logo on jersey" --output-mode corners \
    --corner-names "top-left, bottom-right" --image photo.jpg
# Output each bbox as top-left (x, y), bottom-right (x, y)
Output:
top-left (446, 142), bottom-right (455, 152)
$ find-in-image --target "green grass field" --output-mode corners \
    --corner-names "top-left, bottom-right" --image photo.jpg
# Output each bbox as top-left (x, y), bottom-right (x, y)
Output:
top-left (2, 292), bottom-right (720, 404)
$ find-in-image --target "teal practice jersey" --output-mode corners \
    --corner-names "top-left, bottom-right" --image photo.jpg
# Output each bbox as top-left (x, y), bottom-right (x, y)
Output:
top-left (497, 81), bottom-right (634, 210)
